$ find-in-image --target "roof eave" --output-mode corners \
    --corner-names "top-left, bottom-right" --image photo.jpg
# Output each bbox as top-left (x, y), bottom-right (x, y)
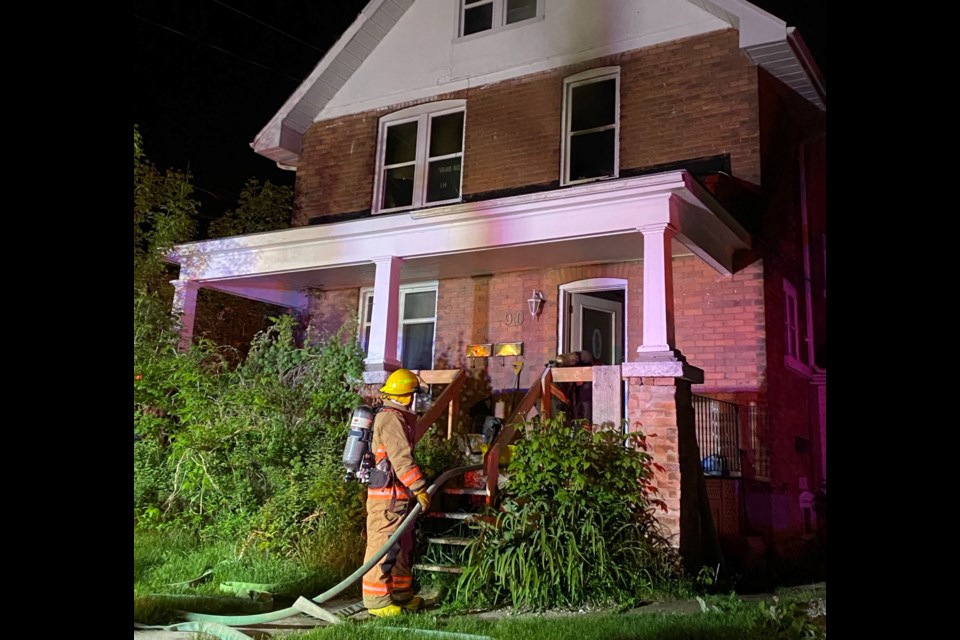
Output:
top-left (250, 0), bottom-right (413, 169)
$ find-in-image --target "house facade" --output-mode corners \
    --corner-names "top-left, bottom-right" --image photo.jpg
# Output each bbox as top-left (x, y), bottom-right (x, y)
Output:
top-left (168, 0), bottom-right (826, 573)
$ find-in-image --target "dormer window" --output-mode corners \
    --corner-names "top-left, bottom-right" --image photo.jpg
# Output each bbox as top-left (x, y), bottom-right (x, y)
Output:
top-left (372, 101), bottom-right (466, 214)
top-left (460, 0), bottom-right (540, 37)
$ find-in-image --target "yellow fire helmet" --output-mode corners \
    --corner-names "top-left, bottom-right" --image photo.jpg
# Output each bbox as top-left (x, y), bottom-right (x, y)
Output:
top-left (379, 368), bottom-right (425, 396)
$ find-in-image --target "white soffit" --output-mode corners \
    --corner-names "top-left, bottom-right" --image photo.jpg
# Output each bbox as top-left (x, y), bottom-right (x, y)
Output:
top-left (168, 170), bottom-right (751, 304)
top-left (252, 0), bottom-right (823, 168)
top-left (693, 0), bottom-right (825, 109)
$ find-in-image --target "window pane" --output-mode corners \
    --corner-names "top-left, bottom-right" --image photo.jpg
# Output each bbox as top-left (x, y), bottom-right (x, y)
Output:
top-left (364, 295), bottom-right (373, 323)
top-left (464, 3), bottom-right (493, 35)
top-left (385, 121), bottom-right (418, 165)
top-left (569, 129), bottom-right (615, 180)
top-left (402, 322), bottom-right (435, 370)
top-left (571, 79), bottom-right (616, 132)
top-left (426, 158), bottom-right (462, 202)
top-left (430, 112), bottom-right (464, 157)
top-left (506, 0), bottom-right (537, 24)
top-left (403, 290), bottom-right (437, 320)
top-left (363, 326), bottom-right (371, 355)
top-left (382, 165), bottom-right (415, 209)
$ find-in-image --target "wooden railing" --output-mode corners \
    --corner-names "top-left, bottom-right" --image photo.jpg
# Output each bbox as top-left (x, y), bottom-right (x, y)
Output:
top-left (412, 368), bottom-right (467, 445)
top-left (482, 365), bottom-right (604, 504)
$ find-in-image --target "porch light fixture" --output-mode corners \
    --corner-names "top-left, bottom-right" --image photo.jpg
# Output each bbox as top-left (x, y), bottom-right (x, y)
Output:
top-left (466, 343), bottom-right (493, 358)
top-left (527, 290), bottom-right (546, 320)
top-left (493, 341), bottom-right (523, 366)
top-left (466, 343), bottom-right (492, 368)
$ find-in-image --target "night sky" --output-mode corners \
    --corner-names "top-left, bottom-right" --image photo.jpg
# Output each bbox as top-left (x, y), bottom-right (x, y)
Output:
top-left (133, 0), bottom-right (825, 225)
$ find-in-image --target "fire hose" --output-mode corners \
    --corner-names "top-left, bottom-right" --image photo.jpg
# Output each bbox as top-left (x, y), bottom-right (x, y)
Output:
top-left (135, 463), bottom-right (484, 634)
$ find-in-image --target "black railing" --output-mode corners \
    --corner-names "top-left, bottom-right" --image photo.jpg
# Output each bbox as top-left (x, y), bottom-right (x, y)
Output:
top-left (693, 395), bottom-right (742, 477)
top-left (747, 401), bottom-right (770, 480)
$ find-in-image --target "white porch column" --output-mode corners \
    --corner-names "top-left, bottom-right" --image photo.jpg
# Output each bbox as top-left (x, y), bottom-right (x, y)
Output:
top-left (170, 279), bottom-right (199, 352)
top-left (636, 223), bottom-right (680, 360)
top-left (365, 256), bottom-right (403, 372)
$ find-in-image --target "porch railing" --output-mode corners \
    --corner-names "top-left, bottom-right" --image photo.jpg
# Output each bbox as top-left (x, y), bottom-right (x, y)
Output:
top-left (693, 395), bottom-right (742, 477)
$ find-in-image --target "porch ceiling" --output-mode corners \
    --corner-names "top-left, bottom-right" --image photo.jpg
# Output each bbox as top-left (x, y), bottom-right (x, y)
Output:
top-left (168, 170), bottom-right (751, 310)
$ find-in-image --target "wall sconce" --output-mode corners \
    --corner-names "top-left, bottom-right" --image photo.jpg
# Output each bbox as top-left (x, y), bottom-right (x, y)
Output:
top-left (493, 341), bottom-right (523, 366)
top-left (466, 343), bottom-right (492, 368)
top-left (527, 290), bottom-right (546, 320)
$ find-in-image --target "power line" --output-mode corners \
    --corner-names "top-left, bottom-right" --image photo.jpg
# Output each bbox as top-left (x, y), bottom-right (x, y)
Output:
top-left (134, 13), bottom-right (304, 83)
top-left (210, 0), bottom-right (327, 54)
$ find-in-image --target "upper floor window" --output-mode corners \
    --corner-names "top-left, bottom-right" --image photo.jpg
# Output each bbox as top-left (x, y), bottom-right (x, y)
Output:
top-left (561, 67), bottom-right (620, 186)
top-left (359, 283), bottom-right (438, 370)
top-left (373, 101), bottom-right (465, 214)
top-left (459, 0), bottom-right (540, 37)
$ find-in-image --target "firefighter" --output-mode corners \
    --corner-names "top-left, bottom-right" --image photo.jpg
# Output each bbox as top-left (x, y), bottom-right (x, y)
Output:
top-left (361, 368), bottom-right (432, 617)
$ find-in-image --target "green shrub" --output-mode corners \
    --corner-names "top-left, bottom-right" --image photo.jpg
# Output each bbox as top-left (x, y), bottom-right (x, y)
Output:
top-left (133, 313), bottom-right (369, 565)
top-left (415, 428), bottom-right (468, 483)
top-left (453, 416), bottom-right (681, 611)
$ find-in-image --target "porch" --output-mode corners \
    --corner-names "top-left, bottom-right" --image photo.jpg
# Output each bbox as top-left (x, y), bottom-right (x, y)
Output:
top-left (408, 362), bottom-right (744, 574)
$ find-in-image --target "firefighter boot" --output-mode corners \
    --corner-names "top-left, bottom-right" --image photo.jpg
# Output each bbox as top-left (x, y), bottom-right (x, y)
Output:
top-left (395, 596), bottom-right (424, 611)
top-left (368, 604), bottom-right (403, 618)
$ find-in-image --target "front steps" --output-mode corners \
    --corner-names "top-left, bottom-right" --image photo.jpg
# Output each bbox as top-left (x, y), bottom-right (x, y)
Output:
top-left (414, 466), bottom-right (496, 576)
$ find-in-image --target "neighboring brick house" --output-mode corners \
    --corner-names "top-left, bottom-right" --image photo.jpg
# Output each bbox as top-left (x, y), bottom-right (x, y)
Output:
top-left (168, 0), bottom-right (826, 572)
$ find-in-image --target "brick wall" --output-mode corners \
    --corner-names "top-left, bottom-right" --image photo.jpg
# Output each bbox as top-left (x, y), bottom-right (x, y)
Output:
top-left (673, 255), bottom-right (766, 391)
top-left (305, 288), bottom-right (359, 343)
top-left (305, 255), bottom-right (768, 423)
top-left (293, 29), bottom-right (759, 225)
top-left (624, 376), bottom-right (720, 572)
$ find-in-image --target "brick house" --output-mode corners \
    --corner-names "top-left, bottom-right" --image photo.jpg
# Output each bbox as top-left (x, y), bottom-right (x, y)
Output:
top-left (168, 0), bottom-right (826, 573)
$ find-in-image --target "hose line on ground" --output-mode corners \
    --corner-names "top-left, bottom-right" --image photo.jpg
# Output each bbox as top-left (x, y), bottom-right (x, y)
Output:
top-left (157, 463), bottom-right (485, 629)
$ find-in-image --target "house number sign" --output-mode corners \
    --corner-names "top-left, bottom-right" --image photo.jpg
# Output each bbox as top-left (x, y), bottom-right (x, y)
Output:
top-left (504, 311), bottom-right (524, 327)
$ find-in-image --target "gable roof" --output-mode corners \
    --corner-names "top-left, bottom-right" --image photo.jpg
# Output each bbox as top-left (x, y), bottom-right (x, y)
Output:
top-left (251, 0), bottom-right (824, 169)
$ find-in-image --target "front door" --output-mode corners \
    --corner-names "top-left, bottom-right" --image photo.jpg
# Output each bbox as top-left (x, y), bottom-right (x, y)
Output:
top-left (569, 292), bottom-right (623, 365)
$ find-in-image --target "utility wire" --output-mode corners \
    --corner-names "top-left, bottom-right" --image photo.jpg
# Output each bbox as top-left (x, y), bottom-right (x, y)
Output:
top-left (134, 13), bottom-right (304, 83)
top-left (210, 0), bottom-right (326, 54)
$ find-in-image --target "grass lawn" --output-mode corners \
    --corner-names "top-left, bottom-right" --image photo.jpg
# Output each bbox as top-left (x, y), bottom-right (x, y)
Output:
top-left (280, 592), bottom-right (826, 639)
top-left (135, 525), bottom-right (825, 639)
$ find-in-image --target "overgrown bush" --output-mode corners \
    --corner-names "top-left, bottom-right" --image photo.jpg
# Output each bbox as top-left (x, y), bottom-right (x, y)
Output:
top-left (134, 314), bottom-right (370, 569)
top-left (453, 417), bottom-right (682, 611)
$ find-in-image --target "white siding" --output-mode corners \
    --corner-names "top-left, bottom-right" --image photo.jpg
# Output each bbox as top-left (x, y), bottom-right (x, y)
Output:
top-left (319, 0), bottom-right (730, 119)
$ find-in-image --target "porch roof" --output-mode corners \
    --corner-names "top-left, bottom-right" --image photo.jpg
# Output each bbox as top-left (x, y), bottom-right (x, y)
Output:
top-left (167, 170), bottom-right (751, 310)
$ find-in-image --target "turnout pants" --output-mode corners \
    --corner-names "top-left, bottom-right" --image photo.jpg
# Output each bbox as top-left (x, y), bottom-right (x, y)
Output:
top-left (361, 490), bottom-right (417, 609)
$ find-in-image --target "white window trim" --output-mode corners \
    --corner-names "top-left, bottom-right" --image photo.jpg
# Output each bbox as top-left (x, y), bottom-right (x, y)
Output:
top-left (560, 67), bottom-right (620, 187)
top-left (455, 0), bottom-right (544, 41)
top-left (371, 100), bottom-right (466, 215)
top-left (783, 278), bottom-right (809, 375)
top-left (358, 282), bottom-right (438, 369)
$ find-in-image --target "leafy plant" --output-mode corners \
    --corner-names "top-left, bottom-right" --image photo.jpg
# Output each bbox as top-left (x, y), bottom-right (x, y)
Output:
top-left (134, 312), bottom-right (369, 564)
top-left (453, 416), bottom-right (681, 611)
top-left (754, 596), bottom-right (824, 640)
top-left (207, 177), bottom-right (294, 239)
top-left (697, 591), bottom-right (744, 614)
top-left (415, 429), bottom-right (467, 483)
